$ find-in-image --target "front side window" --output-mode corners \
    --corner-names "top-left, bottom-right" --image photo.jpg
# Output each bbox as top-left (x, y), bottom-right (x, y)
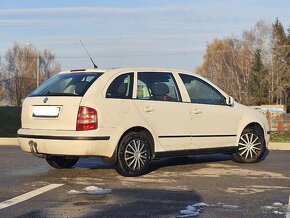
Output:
top-left (106, 73), bottom-right (134, 99)
top-left (179, 74), bottom-right (225, 105)
top-left (137, 72), bottom-right (181, 102)
top-left (29, 73), bottom-right (102, 97)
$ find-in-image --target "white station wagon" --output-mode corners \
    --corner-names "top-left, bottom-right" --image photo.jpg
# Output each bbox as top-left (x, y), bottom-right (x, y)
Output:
top-left (18, 68), bottom-right (270, 176)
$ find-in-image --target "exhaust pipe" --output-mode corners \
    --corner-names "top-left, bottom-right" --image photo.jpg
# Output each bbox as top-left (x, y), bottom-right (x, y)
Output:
top-left (29, 140), bottom-right (45, 159)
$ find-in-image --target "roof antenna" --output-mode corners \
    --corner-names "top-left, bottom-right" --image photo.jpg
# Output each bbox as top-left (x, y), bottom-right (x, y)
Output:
top-left (80, 40), bottom-right (98, 69)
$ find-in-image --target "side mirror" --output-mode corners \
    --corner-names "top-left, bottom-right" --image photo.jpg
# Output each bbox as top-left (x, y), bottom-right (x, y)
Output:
top-left (226, 96), bottom-right (234, 106)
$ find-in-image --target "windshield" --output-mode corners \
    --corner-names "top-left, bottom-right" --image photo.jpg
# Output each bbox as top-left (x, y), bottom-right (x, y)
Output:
top-left (29, 73), bottom-right (102, 97)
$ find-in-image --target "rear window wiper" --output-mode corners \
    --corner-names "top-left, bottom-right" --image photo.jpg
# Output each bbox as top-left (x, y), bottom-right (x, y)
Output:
top-left (46, 92), bottom-right (79, 96)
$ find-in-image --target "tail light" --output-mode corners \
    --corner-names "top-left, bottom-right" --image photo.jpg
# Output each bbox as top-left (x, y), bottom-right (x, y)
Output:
top-left (76, 106), bottom-right (98, 131)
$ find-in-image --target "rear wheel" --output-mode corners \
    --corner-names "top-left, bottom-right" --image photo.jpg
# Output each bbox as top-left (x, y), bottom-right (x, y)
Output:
top-left (232, 127), bottom-right (266, 163)
top-left (116, 132), bottom-right (151, 177)
top-left (46, 156), bottom-right (79, 169)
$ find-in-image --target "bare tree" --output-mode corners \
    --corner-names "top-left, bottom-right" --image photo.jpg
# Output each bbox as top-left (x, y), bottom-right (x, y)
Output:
top-left (2, 42), bottom-right (61, 106)
top-left (40, 49), bottom-right (61, 81)
top-left (4, 42), bottom-right (37, 106)
top-left (196, 20), bottom-right (284, 106)
top-left (196, 37), bottom-right (255, 105)
top-left (0, 57), bottom-right (5, 102)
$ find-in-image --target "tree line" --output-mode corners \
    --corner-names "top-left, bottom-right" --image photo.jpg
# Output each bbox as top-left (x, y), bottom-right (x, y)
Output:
top-left (0, 42), bottom-right (61, 106)
top-left (1, 19), bottom-right (290, 108)
top-left (196, 19), bottom-right (290, 110)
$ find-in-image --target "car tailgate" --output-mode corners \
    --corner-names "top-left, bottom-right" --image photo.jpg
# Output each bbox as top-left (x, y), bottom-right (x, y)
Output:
top-left (21, 96), bottom-right (82, 131)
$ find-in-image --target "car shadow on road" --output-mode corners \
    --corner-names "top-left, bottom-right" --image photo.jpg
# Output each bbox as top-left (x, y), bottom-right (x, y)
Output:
top-left (147, 153), bottom-right (233, 174)
top-left (76, 153), bottom-right (233, 174)
top-left (76, 157), bottom-right (115, 169)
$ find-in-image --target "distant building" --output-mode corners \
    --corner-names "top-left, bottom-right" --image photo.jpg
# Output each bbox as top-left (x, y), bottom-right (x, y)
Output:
top-left (251, 105), bottom-right (286, 116)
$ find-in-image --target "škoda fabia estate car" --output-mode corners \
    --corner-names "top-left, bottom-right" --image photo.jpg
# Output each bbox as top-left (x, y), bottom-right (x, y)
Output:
top-left (18, 68), bottom-right (270, 176)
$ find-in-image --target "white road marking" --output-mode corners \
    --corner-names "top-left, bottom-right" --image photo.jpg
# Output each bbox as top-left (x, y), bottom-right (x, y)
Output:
top-left (0, 184), bottom-right (63, 210)
top-left (287, 194), bottom-right (290, 218)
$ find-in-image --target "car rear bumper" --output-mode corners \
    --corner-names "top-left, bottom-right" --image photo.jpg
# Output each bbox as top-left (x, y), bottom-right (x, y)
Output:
top-left (17, 128), bottom-right (114, 158)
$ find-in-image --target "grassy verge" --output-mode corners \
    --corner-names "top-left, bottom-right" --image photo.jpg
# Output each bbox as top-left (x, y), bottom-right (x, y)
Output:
top-left (0, 107), bottom-right (21, 137)
top-left (270, 132), bottom-right (290, 143)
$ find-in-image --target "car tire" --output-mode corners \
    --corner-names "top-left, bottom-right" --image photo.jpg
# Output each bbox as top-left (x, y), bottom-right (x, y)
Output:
top-left (46, 156), bottom-right (79, 169)
top-left (232, 127), bottom-right (266, 163)
top-left (116, 132), bottom-right (151, 177)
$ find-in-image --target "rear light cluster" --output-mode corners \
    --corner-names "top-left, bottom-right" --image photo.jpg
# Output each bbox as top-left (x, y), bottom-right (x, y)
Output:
top-left (76, 106), bottom-right (98, 131)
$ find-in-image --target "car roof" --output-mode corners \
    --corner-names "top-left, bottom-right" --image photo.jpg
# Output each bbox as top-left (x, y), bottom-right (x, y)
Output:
top-left (59, 67), bottom-right (229, 97)
top-left (59, 67), bottom-right (198, 76)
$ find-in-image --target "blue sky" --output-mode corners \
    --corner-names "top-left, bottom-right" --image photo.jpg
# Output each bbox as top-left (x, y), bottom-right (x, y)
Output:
top-left (0, 0), bottom-right (290, 71)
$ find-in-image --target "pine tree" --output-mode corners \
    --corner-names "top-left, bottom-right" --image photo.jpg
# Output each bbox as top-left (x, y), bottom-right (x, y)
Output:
top-left (271, 18), bottom-right (289, 105)
top-left (250, 49), bottom-right (269, 105)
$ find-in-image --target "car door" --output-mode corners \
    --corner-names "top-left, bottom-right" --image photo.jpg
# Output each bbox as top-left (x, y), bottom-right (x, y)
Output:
top-left (179, 73), bottom-right (238, 149)
top-left (134, 71), bottom-right (191, 151)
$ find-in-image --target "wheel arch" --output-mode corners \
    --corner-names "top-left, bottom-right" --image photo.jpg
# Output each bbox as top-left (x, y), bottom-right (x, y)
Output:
top-left (236, 122), bottom-right (266, 146)
top-left (244, 122), bottom-right (264, 136)
top-left (103, 126), bottom-right (155, 164)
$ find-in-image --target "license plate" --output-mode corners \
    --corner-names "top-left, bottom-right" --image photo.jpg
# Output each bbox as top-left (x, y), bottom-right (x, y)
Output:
top-left (32, 106), bottom-right (60, 118)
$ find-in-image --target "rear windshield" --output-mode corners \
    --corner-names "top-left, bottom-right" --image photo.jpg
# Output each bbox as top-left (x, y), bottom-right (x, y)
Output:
top-left (29, 73), bottom-right (102, 97)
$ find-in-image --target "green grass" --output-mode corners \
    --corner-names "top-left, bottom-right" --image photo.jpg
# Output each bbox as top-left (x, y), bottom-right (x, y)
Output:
top-left (0, 107), bottom-right (21, 137)
top-left (270, 132), bottom-right (290, 143)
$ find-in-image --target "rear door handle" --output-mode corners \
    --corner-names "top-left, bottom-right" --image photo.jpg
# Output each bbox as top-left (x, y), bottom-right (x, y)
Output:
top-left (144, 106), bottom-right (154, 113)
top-left (192, 109), bottom-right (202, 115)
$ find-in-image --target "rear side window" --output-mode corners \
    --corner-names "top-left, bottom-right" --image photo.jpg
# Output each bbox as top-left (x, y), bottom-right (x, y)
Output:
top-left (137, 72), bottom-right (181, 102)
top-left (29, 73), bottom-right (102, 97)
top-left (106, 73), bottom-right (134, 99)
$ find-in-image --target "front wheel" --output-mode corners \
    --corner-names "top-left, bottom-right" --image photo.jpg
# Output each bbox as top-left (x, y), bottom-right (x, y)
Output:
top-left (116, 132), bottom-right (151, 177)
top-left (232, 128), bottom-right (266, 163)
top-left (46, 156), bottom-right (79, 169)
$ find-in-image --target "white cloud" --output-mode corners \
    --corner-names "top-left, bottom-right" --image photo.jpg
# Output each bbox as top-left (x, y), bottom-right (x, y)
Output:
top-left (0, 19), bottom-right (58, 26)
top-left (30, 34), bottom-right (218, 45)
top-left (0, 6), bottom-right (195, 16)
top-left (0, 4), bottom-right (269, 32)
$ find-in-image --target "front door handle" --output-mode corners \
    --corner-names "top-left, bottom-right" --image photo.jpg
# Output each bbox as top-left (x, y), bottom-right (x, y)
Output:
top-left (192, 109), bottom-right (202, 115)
top-left (144, 106), bottom-right (154, 113)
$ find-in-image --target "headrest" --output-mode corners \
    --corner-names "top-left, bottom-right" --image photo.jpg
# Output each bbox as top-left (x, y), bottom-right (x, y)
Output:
top-left (117, 83), bottom-right (127, 96)
top-left (75, 82), bottom-right (88, 94)
top-left (151, 83), bottom-right (169, 96)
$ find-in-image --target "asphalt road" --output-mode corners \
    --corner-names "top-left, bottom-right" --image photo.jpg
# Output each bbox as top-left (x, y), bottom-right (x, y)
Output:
top-left (0, 146), bottom-right (290, 218)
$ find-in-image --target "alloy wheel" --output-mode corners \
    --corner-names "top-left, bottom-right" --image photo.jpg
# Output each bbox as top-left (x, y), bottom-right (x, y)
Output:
top-left (124, 139), bottom-right (148, 171)
top-left (238, 133), bottom-right (262, 159)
